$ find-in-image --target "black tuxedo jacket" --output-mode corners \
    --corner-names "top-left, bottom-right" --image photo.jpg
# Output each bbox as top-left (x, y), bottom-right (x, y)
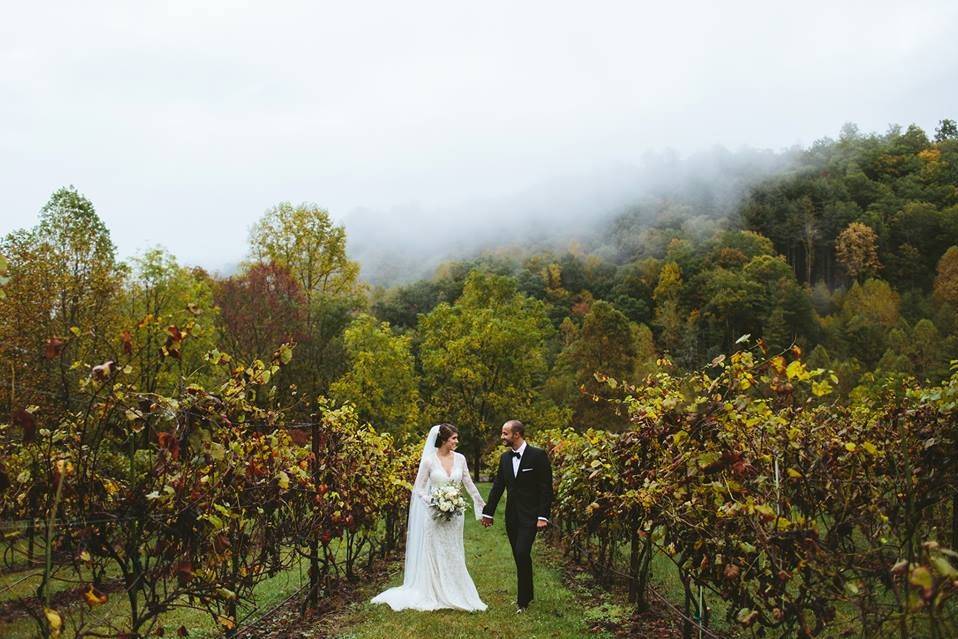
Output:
top-left (482, 445), bottom-right (553, 527)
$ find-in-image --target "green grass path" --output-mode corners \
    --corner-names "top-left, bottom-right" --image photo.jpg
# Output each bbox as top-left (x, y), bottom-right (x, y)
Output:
top-left (328, 483), bottom-right (607, 639)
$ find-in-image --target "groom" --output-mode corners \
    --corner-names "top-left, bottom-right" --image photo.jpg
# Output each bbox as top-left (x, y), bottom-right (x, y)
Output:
top-left (481, 420), bottom-right (553, 613)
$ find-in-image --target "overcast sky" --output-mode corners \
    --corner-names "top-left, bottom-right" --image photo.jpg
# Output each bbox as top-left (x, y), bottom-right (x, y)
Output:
top-left (1, 1), bottom-right (956, 275)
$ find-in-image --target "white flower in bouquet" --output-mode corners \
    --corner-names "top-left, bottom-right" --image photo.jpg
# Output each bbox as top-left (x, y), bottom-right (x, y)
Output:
top-left (429, 483), bottom-right (468, 522)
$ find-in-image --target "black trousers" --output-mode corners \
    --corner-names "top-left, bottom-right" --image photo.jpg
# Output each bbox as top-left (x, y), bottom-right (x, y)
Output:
top-left (506, 519), bottom-right (538, 607)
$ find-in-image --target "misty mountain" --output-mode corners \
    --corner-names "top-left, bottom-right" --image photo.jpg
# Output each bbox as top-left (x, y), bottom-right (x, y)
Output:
top-left (343, 145), bottom-right (800, 286)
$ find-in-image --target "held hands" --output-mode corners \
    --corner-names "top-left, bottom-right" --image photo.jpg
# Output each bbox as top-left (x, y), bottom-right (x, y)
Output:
top-left (480, 517), bottom-right (547, 529)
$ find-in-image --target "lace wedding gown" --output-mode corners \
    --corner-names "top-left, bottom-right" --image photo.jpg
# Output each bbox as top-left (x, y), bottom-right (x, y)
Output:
top-left (371, 451), bottom-right (488, 611)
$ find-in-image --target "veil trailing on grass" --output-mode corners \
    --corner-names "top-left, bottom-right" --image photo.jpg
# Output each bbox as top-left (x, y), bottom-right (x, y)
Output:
top-left (370, 425), bottom-right (439, 608)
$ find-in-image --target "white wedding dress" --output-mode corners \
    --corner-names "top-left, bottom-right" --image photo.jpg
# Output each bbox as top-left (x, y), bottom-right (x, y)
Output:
top-left (371, 428), bottom-right (487, 612)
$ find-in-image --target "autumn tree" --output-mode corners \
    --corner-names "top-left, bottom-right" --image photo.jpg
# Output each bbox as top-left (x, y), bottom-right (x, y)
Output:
top-left (0, 254), bottom-right (8, 299)
top-left (329, 314), bottom-right (420, 439)
top-left (215, 261), bottom-right (307, 363)
top-left (652, 261), bottom-right (684, 354)
top-left (933, 246), bottom-right (958, 306)
top-left (0, 186), bottom-right (123, 415)
top-left (836, 222), bottom-right (882, 282)
top-left (248, 202), bottom-right (365, 397)
top-left (418, 270), bottom-right (554, 477)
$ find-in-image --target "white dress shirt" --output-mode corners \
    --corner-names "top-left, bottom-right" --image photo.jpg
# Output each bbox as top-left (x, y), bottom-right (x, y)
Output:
top-left (511, 441), bottom-right (527, 477)
top-left (481, 442), bottom-right (548, 523)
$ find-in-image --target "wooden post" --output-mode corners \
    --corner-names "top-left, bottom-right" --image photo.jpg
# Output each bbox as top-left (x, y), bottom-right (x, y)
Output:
top-left (698, 584), bottom-right (704, 639)
top-left (309, 419), bottom-right (321, 609)
top-left (629, 512), bottom-right (640, 605)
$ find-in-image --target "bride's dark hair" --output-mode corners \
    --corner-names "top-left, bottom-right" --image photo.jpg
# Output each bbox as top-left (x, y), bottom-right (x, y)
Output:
top-left (434, 423), bottom-right (458, 448)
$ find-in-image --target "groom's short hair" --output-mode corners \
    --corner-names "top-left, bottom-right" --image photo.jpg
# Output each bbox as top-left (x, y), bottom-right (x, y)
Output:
top-left (505, 420), bottom-right (525, 437)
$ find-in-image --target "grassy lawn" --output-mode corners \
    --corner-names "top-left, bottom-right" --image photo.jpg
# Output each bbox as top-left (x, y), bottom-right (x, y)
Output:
top-left (327, 482), bottom-right (611, 639)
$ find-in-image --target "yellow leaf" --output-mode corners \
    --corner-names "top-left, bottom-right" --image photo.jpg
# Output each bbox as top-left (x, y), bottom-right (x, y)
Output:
top-left (787, 468), bottom-right (802, 479)
top-left (217, 615), bottom-right (236, 630)
top-left (909, 566), bottom-right (933, 590)
top-left (862, 442), bottom-right (878, 456)
top-left (844, 442), bottom-right (857, 453)
top-left (45, 608), bottom-right (62, 637)
top-left (216, 587), bottom-right (237, 600)
top-left (785, 360), bottom-right (807, 380)
top-left (84, 584), bottom-right (108, 608)
top-left (276, 471), bottom-right (290, 490)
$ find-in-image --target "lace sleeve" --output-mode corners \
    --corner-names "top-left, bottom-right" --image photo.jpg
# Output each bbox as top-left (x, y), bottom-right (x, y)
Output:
top-left (413, 456), bottom-right (431, 504)
top-left (459, 454), bottom-right (486, 520)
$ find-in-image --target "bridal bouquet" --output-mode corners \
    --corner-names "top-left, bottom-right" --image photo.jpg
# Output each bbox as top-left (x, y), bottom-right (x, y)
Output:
top-left (428, 483), bottom-right (467, 522)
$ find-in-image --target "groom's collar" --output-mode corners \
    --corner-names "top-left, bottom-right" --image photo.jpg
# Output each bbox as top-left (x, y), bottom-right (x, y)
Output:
top-left (513, 441), bottom-right (527, 456)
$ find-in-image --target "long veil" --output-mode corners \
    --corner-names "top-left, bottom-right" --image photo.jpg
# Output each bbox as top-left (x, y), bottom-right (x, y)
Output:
top-left (370, 425), bottom-right (439, 608)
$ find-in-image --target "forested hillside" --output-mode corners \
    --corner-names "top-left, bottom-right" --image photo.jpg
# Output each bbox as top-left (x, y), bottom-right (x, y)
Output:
top-left (373, 120), bottom-right (958, 407)
top-left (2, 120), bottom-right (957, 638)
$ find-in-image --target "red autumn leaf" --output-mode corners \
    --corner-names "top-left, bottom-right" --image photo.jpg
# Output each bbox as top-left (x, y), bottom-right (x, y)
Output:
top-left (177, 626), bottom-right (189, 637)
top-left (167, 325), bottom-right (183, 340)
top-left (45, 337), bottom-right (65, 359)
top-left (174, 560), bottom-right (193, 586)
top-left (156, 432), bottom-right (181, 461)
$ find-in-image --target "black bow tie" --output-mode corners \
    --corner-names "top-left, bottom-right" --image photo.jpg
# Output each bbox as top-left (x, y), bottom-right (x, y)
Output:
top-left (511, 451), bottom-right (521, 459)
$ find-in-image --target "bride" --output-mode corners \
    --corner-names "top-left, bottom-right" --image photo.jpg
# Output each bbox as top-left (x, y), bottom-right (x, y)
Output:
top-left (371, 423), bottom-right (488, 611)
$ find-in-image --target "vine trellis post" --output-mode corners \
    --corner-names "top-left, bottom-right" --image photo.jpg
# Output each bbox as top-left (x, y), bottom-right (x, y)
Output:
top-left (308, 416), bottom-right (321, 609)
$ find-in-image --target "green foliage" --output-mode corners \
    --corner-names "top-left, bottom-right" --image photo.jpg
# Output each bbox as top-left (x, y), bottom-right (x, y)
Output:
top-left (552, 300), bottom-right (655, 430)
top-left (418, 270), bottom-right (555, 476)
top-left (248, 202), bottom-right (366, 398)
top-left (123, 247), bottom-right (221, 394)
top-left (329, 314), bottom-right (420, 439)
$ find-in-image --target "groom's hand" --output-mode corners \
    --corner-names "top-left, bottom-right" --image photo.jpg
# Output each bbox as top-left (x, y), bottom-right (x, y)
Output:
top-left (536, 519), bottom-right (548, 530)
top-left (481, 517), bottom-right (493, 528)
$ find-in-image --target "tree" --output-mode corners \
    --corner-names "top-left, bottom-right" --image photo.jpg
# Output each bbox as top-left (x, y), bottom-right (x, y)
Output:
top-left (700, 267), bottom-right (764, 348)
top-left (798, 196), bottom-right (819, 285)
top-left (123, 248), bottom-right (220, 395)
top-left (935, 118), bottom-right (958, 143)
top-left (933, 246), bottom-right (958, 306)
top-left (835, 222), bottom-right (882, 282)
top-left (841, 279), bottom-right (901, 366)
top-left (910, 318), bottom-right (943, 380)
top-left (370, 279), bottom-right (441, 329)
top-left (418, 271), bottom-right (554, 478)
top-left (0, 186), bottom-right (123, 415)
top-left (249, 202), bottom-right (360, 301)
top-left (248, 202), bottom-right (365, 397)
top-left (215, 261), bottom-right (307, 363)
top-left (329, 314), bottom-right (420, 439)
top-left (652, 261), bottom-right (683, 302)
top-left (557, 301), bottom-right (648, 430)
top-left (0, 254), bottom-right (8, 299)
